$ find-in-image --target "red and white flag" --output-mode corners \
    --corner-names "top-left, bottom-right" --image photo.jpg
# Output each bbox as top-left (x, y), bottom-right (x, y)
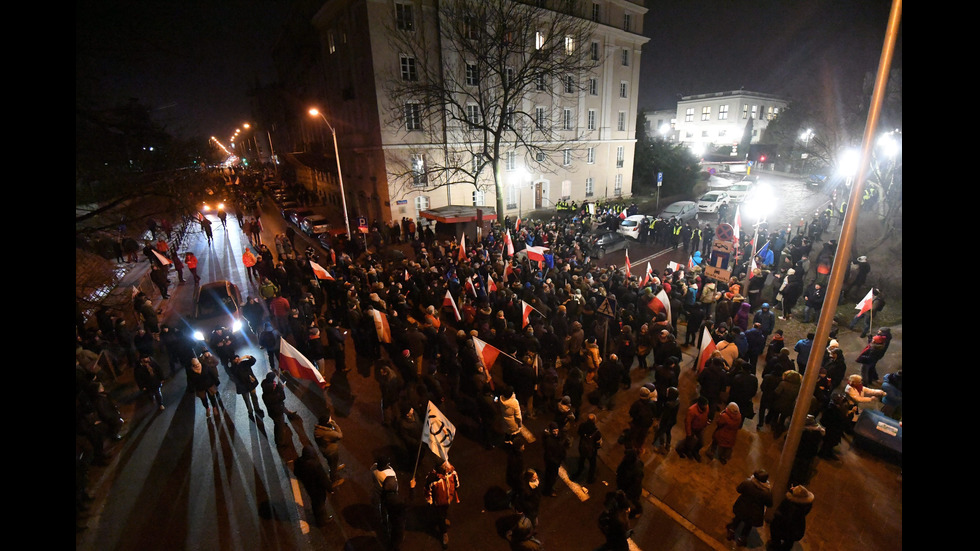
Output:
top-left (405, 269), bottom-right (411, 282)
top-left (733, 205), bottom-right (742, 241)
top-left (624, 250), bottom-right (632, 278)
top-left (310, 260), bottom-right (333, 280)
top-left (646, 287), bottom-right (672, 324)
top-left (466, 275), bottom-right (478, 298)
top-left (687, 255), bottom-right (695, 271)
top-left (422, 400), bottom-right (457, 461)
top-left (279, 337), bottom-right (328, 389)
top-left (472, 336), bottom-right (500, 388)
top-left (458, 234), bottom-right (467, 262)
top-left (443, 290), bottom-right (461, 321)
top-left (856, 288), bottom-right (874, 316)
top-left (515, 217), bottom-right (522, 232)
top-left (504, 230), bottom-right (515, 257)
top-left (667, 261), bottom-right (682, 273)
top-left (371, 309), bottom-right (392, 343)
top-left (641, 262), bottom-right (654, 287)
top-left (487, 274), bottom-right (498, 292)
top-left (152, 249), bottom-right (172, 266)
top-left (503, 262), bottom-right (515, 283)
top-left (520, 300), bottom-right (534, 328)
top-left (697, 327), bottom-right (717, 373)
top-left (619, 210), bottom-right (627, 220)
top-left (525, 246), bottom-right (547, 262)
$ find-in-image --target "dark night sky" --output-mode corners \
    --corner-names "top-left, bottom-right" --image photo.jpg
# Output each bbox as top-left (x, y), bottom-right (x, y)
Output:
top-left (76, 0), bottom-right (900, 141)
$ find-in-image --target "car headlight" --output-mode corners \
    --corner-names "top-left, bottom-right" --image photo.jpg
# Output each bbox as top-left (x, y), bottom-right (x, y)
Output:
top-left (232, 319), bottom-right (243, 332)
top-left (193, 330), bottom-right (205, 341)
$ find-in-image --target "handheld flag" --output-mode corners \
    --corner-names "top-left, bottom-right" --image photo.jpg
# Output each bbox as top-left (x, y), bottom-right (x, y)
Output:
top-left (422, 400), bottom-right (456, 461)
top-left (733, 205), bottom-right (742, 241)
top-left (757, 240), bottom-right (774, 267)
top-left (641, 262), bottom-right (654, 287)
top-left (152, 249), bottom-right (172, 266)
top-left (443, 290), bottom-right (461, 321)
top-left (458, 234), bottom-right (467, 262)
top-left (856, 288), bottom-right (874, 316)
top-left (687, 256), bottom-right (695, 271)
top-left (371, 309), bottom-right (392, 343)
top-left (472, 336), bottom-right (499, 389)
top-left (279, 337), bottom-right (328, 389)
top-left (503, 262), bottom-right (515, 283)
top-left (310, 260), bottom-right (334, 280)
top-left (405, 269), bottom-right (411, 282)
top-left (487, 273), bottom-right (498, 293)
top-left (525, 246), bottom-right (547, 262)
top-left (697, 327), bottom-right (717, 373)
top-left (624, 250), bottom-right (632, 278)
top-left (504, 230), bottom-right (515, 257)
top-left (515, 217), bottom-right (522, 232)
top-left (619, 210), bottom-right (627, 220)
top-left (520, 300), bottom-right (534, 328)
top-left (646, 287), bottom-right (672, 325)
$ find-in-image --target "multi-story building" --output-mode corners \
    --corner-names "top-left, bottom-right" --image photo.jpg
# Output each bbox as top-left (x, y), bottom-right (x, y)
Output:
top-left (671, 90), bottom-right (787, 154)
top-left (642, 108), bottom-right (677, 141)
top-left (304, 0), bottom-right (649, 224)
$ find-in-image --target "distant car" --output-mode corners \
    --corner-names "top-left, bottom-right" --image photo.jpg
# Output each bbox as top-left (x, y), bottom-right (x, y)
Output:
top-left (726, 182), bottom-right (755, 203)
top-left (290, 208), bottom-right (316, 226)
top-left (658, 201), bottom-right (698, 224)
top-left (618, 215), bottom-right (649, 240)
top-left (591, 231), bottom-right (628, 257)
top-left (279, 203), bottom-right (301, 218)
top-left (707, 175), bottom-right (735, 190)
top-left (301, 215), bottom-right (330, 236)
top-left (192, 280), bottom-right (243, 341)
top-left (806, 174), bottom-right (828, 186)
top-left (697, 191), bottom-right (731, 214)
top-left (739, 174), bottom-right (760, 184)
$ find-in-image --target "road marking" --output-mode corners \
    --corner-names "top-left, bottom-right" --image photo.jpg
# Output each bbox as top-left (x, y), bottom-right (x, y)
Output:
top-left (640, 488), bottom-right (729, 551)
top-left (290, 475), bottom-right (311, 535)
top-left (557, 465), bottom-right (590, 502)
top-left (519, 425), bottom-right (536, 443)
top-left (620, 248), bottom-right (674, 273)
top-left (627, 537), bottom-right (642, 551)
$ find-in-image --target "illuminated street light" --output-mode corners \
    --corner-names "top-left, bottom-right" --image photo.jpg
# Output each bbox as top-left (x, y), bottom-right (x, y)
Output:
top-left (309, 108), bottom-right (351, 240)
top-left (741, 182), bottom-right (777, 293)
top-left (799, 128), bottom-right (814, 173)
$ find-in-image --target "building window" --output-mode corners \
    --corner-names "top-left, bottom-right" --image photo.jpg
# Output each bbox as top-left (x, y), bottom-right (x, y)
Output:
top-left (563, 149), bottom-right (572, 166)
top-left (588, 78), bottom-right (598, 96)
top-left (586, 177), bottom-right (594, 197)
top-left (619, 82), bottom-right (628, 98)
top-left (414, 195), bottom-right (429, 213)
top-left (463, 15), bottom-right (479, 40)
top-left (623, 13), bottom-right (632, 32)
top-left (587, 147), bottom-right (595, 164)
top-left (505, 106), bottom-right (515, 128)
top-left (504, 67), bottom-right (514, 88)
top-left (592, 3), bottom-right (600, 22)
top-left (590, 41), bottom-right (600, 61)
top-left (405, 103), bottom-right (421, 131)
top-left (617, 111), bottom-right (626, 132)
top-left (563, 108), bottom-right (573, 130)
top-left (396, 3), bottom-right (415, 31)
top-left (718, 129), bottom-right (727, 138)
top-left (769, 106), bottom-right (779, 120)
top-left (702, 130), bottom-right (710, 137)
top-left (561, 180), bottom-right (571, 200)
top-left (564, 36), bottom-right (575, 55)
top-left (536, 74), bottom-right (547, 91)
top-left (471, 153), bottom-right (482, 173)
top-left (614, 174), bottom-right (623, 196)
top-left (466, 104), bottom-right (481, 127)
top-left (505, 150), bottom-right (516, 171)
top-left (400, 55), bottom-right (417, 81)
top-left (685, 108), bottom-right (694, 122)
top-left (718, 104), bottom-right (729, 120)
top-left (621, 48), bottom-right (629, 66)
top-left (465, 63), bottom-right (479, 86)
top-left (472, 189), bottom-right (485, 206)
top-left (535, 31), bottom-right (545, 50)
top-left (742, 105), bottom-right (749, 119)
top-left (507, 185), bottom-right (518, 210)
top-left (565, 75), bottom-right (575, 94)
top-left (751, 105), bottom-right (758, 119)
top-left (587, 109), bottom-right (596, 130)
top-left (328, 31), bottom-right (336, 54)
top-left (536, 107), bottom-right (547, 129)
top-left (616, 146), bottom-right (624, 168)
top-left (411, 154), bottom-right (427, 187)
top-left (700, 106), bottom-right (711, 121)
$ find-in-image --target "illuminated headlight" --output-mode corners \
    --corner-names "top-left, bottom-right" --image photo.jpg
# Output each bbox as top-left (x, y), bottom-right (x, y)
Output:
top-left (217, 203), bottom-right (225, 210)
top-left (202, 204), bottom-right (211, 212)
top-left (232, 320), bottom-right (243, 332)
top-left (193, 330), bottom-right (206, 341)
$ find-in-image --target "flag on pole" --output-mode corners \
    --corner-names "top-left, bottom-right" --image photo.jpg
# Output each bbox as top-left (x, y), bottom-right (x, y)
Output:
top-left (465, 276), bottom-right (477, 298)
top-left (520, 300), bottom-right (535, 328)
top-left (458, 234), bottom-right (467, 262)
top-left (515, 217), bottom-right (522, 232)
top-left (525, 246), bottom-right (547, 262)
top-left (641, 262), bottom-right (654, 287)
top-left (619, 210), bottom-right (627, 220)
top-left (757, 240), bottom-right (773, 266)
top-left (697, 327), bottom-right (717, 373)
top-left (279, 337), bottom-right (328, 389)
top-left (443, 290), bottom-right (461, 321)
top-left (422, 400), bottom-right (457, 461)
top-left (487, 273), bottom-right (498, 292)
top-left (152, 249), bottom-right (172, 266)
top-left (310, 260), bottom-right (333, 280)
top-left (733, 205), bottom-right (742, 241)
top-left (624, 250), bottom-right (632, 278)
top-left (472, 336), bottom-right (499, 389)
top-left (504, 230), bottom-right (515, 257)
top-left (856, 288), bottom-right (874, 316)
top-left (371, 309), bottom-right (392, 343)
top-left (646, 287), bottom-right (672, 325)
top-left (503, 262), bottom-right (515, 283)
top-left (405, 269), bottom-right (411, 282)
top-left (667, 261), bottom-right (683, 273)
top-left (687, 255), bottom-right (695, 271)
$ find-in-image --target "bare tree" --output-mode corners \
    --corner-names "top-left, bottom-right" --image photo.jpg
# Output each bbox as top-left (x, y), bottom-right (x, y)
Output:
top-left (382, 0), bottom-right (601, 217)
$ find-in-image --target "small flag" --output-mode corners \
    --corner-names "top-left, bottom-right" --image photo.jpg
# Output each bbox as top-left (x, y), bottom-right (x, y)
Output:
top-left (515, 217), bottom-right (521, 232)
top-left (624, 250), bottom-right (632, 278)
top-left (371, 309), bottom-right (392, 343)
top-left (667, 261), bottom-right (682, 273)
top-left (487, 273), bottom-right (498, 292)
top-left (503, 262), bottom-right (515, 283)
top-left (697, 327), bottom-right (717, 373)
top-left (472, 336), bottom-right (500, 388)
top-left (641, 262), bottom-right (654, 287)
top-left (422, 400), bottom-right (457, 461)
top-left (647, 287), bottom-right (672, 325)
top-left (521, 300), bottom-right (534, 328)
top-left (152, 249), bottom-right (172, 266)
top-left (856, 288), bottom-right (874, 316)
top-left (458, 234), bottom-right (467, 262)
top-left (619, 211), bottom-right (627, 220)
top-left (733, 205), bottom-right (742, 241)
top-left (310, 260), bottom-right (333, 280)
top-left (465, 275), bottom-right (477, 298)
top-left (525, 246), bottom-right (547, 262)
top-left (504, 230), bottom-right (515, 257)
top-left (443, 290), bottom-right (461, 321)
top-left (687, 256), bottom-right (695, 271)
top-left (279, 337), bottom-right (328, 389)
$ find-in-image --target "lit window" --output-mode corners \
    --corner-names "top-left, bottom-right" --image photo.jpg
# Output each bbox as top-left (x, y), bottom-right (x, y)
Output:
top-left (685, 108), bottom-right (694, 122)
top-left (718, 104), bottom-right (729, 120)
top-left (565, 36), bottom-right (575, 55)
top-left (412, 154), bottom-right (427, 187)
top-left (701, 106), bottom-right (711, 121)
top-left (405, 103), bottom-right (421, 131)
top-left (535, 31), bottom-right (545, 50)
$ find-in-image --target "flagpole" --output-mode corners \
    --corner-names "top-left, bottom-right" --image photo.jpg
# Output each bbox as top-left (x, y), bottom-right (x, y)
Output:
top-left (410, 436), bottom-right (425, 489)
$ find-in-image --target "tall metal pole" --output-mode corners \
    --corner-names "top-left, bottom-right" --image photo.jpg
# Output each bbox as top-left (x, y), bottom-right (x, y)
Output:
top-left (315, 111), bottom-right (352, 241)
top-left (767, 0), bottom-right (902, 517)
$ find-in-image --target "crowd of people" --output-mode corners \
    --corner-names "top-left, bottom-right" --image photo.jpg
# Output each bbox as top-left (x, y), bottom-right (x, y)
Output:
top-left (75, 174), bottom-right (899, 548)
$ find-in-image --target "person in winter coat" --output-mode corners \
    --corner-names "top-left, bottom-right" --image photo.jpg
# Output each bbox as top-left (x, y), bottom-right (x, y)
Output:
top-left (227, 355), bottom-right (264, 418)
top-left (424, 461), bottom-right (461, 548)
top-left (561, 365), bottom-right (585, 419)
top-left (698, 355), bottom-right (728, 420)
top-left (572, 413), bottom-right (602, 484)
top-left (856, 335), bottom-right (886, 386)
top-left (790, 415), bottom-right (825, 486)
top-left (513, 468), bottom-right (543, 530)
top-left (499, 387), bottom-right (524, 441)
top-left (767, 485), bottom-right (815, 551)
top-left (734, 301), bottom-right (752, 332)
top-left (743, 323), bottom-right (767, 369)
top-left (881, 370), bottom-right (903, 420)
top-left (728, 360), bottom-right (759, 428)
top-left (187, 357), bottom-right (221, 418)
top-left (778, 271), bottom-right (804, 320)
top-left (314, 409), bottom-right (346, 489)
top-left (651, 387), bottom-right (680, 454)
top-left (627, 387), bottom-right (657, 450)
top-left (844, 374), bottom-right (886, 423)
top-left (823, 345), bottom-right (848, 391)
top-left (676, 397), bottom-right (710, 462)
top-left (817, 394), bottom-right (850, 459)
top-left (705, 402), bottom-right (742, 464)
top-left (258, 321), bottom-right (282, 374)
top-left (753, 303), bottom-right (776, 339)
top-left (582, 336), bottom-right (602, 384)
top-left (294, 445), bottom-right (332, 526)
top-left (726, 470), bottom-right (773, 547)
top-left (541, 422), bottom-right (569, 497)
top-left (134, 355), bottom-right (165, 411)
top-left (770, 370), bottom-right (803, 436)
top-left (596, 354), bottom-right (624, 410)
top-left (615, 448), bottom-right (645, 518)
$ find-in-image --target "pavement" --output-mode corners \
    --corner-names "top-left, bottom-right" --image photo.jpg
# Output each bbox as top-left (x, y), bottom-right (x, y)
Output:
top-left (91, 208), bottom-right (902, 551)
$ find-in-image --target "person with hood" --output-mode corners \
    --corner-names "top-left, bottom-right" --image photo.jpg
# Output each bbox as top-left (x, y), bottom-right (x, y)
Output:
top-left (823, 344), bottom-right (848, 391)
top-left (676, 396), bottom-right (710, 462)
top-left (499, 386), bottom-right (524, 441)
top-left (582, 336), bottom-right (602, 385)
top-left (743, 323), bottom-right (767, 369)
top-left (726, 469), bottom-right (773, 547)
top-left (734, 301), bottom-right (752, 332)
top-left (627, 387), bottom-right (657, 450)
top-left (777, 269), bottom-right (804, 320)
top-left (728, 360), bottom-right (759, 428)
top-left (768, 485), bottom-right (815, 551)
top-left (764, 329), bottom-right (785, 362)
top-left (294, 445), bottom-right (332, 526)
top-left (856, 334), bottom-right (887, 386)
top-left (881, 370), bottom-right (902, 420)
top-left (424, 461), bottom-right (460, 549)
top-left (705, 402), bottom-right (742, 464)
top-left (651, 387), bottom-right (680, 454)
top-left (513, 468), bottom-right (543, 530)
top-left (770, 370), bottom-right (803, 437)
top-left (227, 354), bottom-right (264, 418)
top-left (572, 413), bottom-right (602, 484)
top-left (314, 409), bottom-right (346, 490)
top-left (753, 302), bottom-right (776, 339)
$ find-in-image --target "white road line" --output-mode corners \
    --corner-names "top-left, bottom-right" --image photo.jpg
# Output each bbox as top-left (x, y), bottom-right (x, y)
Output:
top-left (290, 475), bottom-right (311, 535)
top-left (557, 465), bottom-right (590, 502)
top-left (519, 425), bottom-right (536, 443)
top-left (627, 537), bottom-right (642, 551)
top-left (620, 248), bottom-right (675, 272)
top-left (640, 489), bottom-right (730, 551)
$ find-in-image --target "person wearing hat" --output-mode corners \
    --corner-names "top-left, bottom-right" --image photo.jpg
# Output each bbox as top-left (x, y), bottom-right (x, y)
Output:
top-left (313, 408), bottom-right (346, 490)
top-left (726, 469), bottom-right (772, 546)
top-left (627, 387), bottom-right (657, 450)
top-left (705, 402), bottom-right (742, 463)
top-left (843, 254), bottom-right (871, 299)
top-left (768, 485), bottom-right (815, 551)
top-left (777, 268), bottom-right (803, 320)
top-left (790, 415), bottom-right (826, 486)
top-left (424, 461), bottom-right (460, 548)
top-left (844, 374), bottom-right (886, 424)
top-left (801, 281), bottom-right (825, 323)
top-left (540, 422), bottom-right (568, 497)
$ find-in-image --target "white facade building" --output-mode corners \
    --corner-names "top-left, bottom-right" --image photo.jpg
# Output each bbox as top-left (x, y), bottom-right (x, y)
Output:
top-left (672, 90), bottom-right (787, 153)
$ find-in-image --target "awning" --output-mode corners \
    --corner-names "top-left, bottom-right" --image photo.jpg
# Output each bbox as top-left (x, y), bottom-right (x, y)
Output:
top-left (419, 205), bottom-right (497, 223)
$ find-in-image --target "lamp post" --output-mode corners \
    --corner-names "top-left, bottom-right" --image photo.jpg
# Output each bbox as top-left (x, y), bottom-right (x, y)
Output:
top-left (799, 128), bottom-right (814, 174)
top-left (740, 183), bottom-right (776, 294)
top-left (309, 108), bottom-right (351, 240)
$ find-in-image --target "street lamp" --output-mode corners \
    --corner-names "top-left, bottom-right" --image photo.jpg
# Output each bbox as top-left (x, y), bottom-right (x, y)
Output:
top-left (838, 148), bottom-right (860, 190)
top-left (799, 128), bottom-right (814, 174)
top-left (309, 108), bottom-right (351, 240)
top-left (741, 183), bottom-right (776, 294)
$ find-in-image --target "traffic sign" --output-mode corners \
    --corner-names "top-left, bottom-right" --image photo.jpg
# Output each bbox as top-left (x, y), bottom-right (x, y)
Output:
top-left (657, 172), bottom-right (663, 187)
top-left (715, 223), bottom-right (735, 242)
top-left (597, 297), bottom-right (616, 318)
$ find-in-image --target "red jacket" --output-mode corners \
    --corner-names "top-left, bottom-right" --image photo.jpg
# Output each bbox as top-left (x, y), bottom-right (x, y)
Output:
top-left (685, 403), bottom-right (710, 436)
top-left (425, 469), bottom-right (460, 506)
top-left (712, 408), bottom-right (742, 448)
top-left (269, 296), bottom-right (291, 318)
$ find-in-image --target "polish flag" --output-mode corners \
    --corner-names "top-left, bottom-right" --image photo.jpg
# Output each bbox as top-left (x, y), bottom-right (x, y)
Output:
top-left (697, 327), bottom-right (717, 373)
top-left (503, 262), bottom-right (515, 283)
top-left (310, 260), bottom-right (333, 280)
top-left (521, 300), bottom-right (534, 328)
top-left (619, 210), bottom-right (627, 220)
top-left (487, 273), bottom-right (498, 292)
top-left (641, 262), bottom-right (654, 287)
top-left (667, 261), bottom-right (683, 273)
top-left (443, 290), bottom-right (461, 321)
top-left (515, 217), bottom-right (521, 232)
top-left (646, 287), bottom-right (672, 324)
top-left (733, 205), bottom-right (742, 242)
top-left (371, 309), bottom-right (392, 343)
top-left (687, 256), bottom-right (695, 271)
top-left (855, 288), bottom-right (875, 316)
top-left (465, 275), bottom-right (477, 298)
top-left (458, 234), bottom-right (467, 262)
top-left (152, 249), bottom-right (172, 266)
top-left (525, 246), bottom-right (547, 262)
top-left (472, 336), bottom-right (500, 388)
top-left (405, 269), bottom-right (411, 281)
top-left (504, 230), bottom-right (515, 257)
top-left (624, 250), bottom-right (632, 278)
top-left (279, 337), bottom-right (328, 389)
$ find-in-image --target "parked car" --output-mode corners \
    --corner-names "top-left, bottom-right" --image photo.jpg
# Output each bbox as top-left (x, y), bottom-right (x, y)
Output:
top-left (697, 191), bottom-right (731, 214)
top-left (658, 201), bottom-right (698, 224)
top-left (191, 280), bottom-right (243, 341)
top-left (726, 182), bottom-right (754, 203)
top-left (301, 215), bottom-right (331, 236)
top-left (289, 208), bottom-right (316, 226)
top-left (590, 231), bottom-right (628, 257)
top-left (279, 203), bottom-right (301, 218)
top-left (618, 215), bottom-right (649, 240)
